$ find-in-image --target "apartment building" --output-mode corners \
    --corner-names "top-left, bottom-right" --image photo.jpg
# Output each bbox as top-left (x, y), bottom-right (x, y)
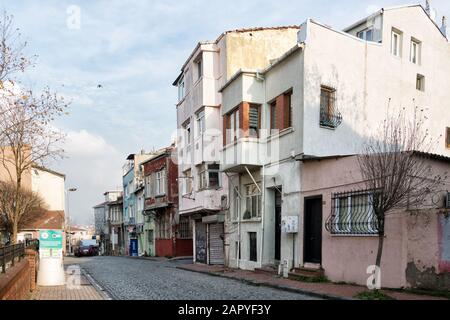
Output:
top-left (173, 26), bottom-right (300, 265)
top-left (220, 2), bottom-right (450, 288)
top-left (142, 145), bottom-right (192, 257)
top-left (122, 151), bottom-right (155, 256)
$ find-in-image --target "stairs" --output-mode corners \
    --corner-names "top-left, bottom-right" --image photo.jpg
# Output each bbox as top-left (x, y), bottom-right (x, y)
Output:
top-left (288, 266), bottom-right (326, 282)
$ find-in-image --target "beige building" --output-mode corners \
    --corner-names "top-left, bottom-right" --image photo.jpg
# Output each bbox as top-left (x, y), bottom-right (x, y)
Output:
top-left (173, 26), bottom-right (300, 265)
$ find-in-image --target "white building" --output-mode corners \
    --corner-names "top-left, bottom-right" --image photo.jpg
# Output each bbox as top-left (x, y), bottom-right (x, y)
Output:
top-left (221, 3), bottom-right (450, 272)
top-left (173, 26), bottom-right (301, 265)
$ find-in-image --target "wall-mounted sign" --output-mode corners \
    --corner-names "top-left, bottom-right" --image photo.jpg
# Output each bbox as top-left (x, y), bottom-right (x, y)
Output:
top-left (281, 216), bottom-right (299, 233)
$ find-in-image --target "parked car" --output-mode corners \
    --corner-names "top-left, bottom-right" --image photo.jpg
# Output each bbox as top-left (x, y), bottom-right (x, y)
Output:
top-left (74, 240), bottom-right (99, 257)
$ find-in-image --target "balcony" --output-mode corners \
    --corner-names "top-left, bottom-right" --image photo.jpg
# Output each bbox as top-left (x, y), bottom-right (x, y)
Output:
top-left (221, 138), bottom-right (265, 173)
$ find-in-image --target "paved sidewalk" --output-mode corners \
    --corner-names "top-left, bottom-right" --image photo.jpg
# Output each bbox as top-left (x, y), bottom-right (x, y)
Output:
top-left (177, 264), bottom-right (447, 300)
top-left (29, 262), bottom-right (107, 300)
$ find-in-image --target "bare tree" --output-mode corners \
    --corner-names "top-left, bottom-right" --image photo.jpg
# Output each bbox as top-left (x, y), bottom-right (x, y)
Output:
top-left (0, 11), bottom-right (34, 82)
top-left (358, 103), bottom-right (447, 271)
top-left (0, 181), bottom-right (47, 242)
top-left (0, 12), bottom-right (68, 243)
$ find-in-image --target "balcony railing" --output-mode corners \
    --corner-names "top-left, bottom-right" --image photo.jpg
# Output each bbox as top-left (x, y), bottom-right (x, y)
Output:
top-left (0, 240), bottom-right (38, 274)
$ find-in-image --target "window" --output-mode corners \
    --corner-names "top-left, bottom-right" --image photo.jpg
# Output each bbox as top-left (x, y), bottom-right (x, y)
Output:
top-left (284, 91), bottom-right (293, 129)
top-left (178, 75), bottom-right (185, 101)
top-left (410, 39), bottom-right (421, 64)
top-left (249, 104), bottom-right (260, 137)
top-left (416, 74), bottom-right (425, 91)
top-left (196, 109), bottom-right (205, 136)
top-left (391, 29), bottom-right (402, 57)
top-left (270, 101), bottom-right (277, 131)
top-left (233, 188), bottom-right (240, 220)
top-left (178, 216), bottom-right (192, 239)
top-left (156, 170), bottom-right (166, 196)
top-left (183, 120), bottom-right (191, 145)
top-left (124, 184), bottom-right (129, 197)
top-left (226, 107), bottom-right (240, 144)
top-left (446, 128), bottom-right (450, 148)
top-left (249, 232), bottom-right (257, 262)
top-left (357, 27), bottom-right (374, 41)
top-left (198, 164), bottom-right (221, 190)
top-left (243, 183), bottom-right (261, 219)
top-left (320, 86), bottom-right (341, 128)
top-left (195, 58), bottom-right (203, 80)
top-left (145, 175), bottom-right (152, 198)
top-left (326, 191), bottom-right (378, 235)
top-left (183, 169), bottom-right (193, 194)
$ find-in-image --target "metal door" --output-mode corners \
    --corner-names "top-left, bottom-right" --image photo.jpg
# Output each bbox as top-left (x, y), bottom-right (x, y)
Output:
top-left (208, 223), bottom-right (224, 265)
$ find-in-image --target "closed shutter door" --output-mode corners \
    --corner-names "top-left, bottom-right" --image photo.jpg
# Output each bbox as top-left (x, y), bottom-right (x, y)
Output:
top-left (195, 222), bottom-right (207, 264)
top-left (209, 223), bottom-right (224, 265)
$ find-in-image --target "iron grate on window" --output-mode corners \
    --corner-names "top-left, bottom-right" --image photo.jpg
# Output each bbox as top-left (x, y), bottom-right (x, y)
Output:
top-left (320, 87), bottom-right (342, 129)
top-left (325, 189), bottom-right (379, 235)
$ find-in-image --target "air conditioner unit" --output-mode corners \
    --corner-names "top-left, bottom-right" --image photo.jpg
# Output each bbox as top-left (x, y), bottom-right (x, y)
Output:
top-left (445, 192), bottom-right (450, 209)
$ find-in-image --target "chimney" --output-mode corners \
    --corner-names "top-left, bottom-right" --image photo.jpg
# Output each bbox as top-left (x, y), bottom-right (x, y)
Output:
top-left (442, 16), bottom-right (448, 38)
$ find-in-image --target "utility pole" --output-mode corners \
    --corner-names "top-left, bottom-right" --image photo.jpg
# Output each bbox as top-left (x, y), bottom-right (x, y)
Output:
top-left (66, 188), bottom-right (78, 255)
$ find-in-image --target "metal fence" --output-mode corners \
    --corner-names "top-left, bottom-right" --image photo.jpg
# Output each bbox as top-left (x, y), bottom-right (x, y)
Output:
top-left (0, 240), bottom-right (39, 274)
top-left (325, 189), bottom-right (379, 235)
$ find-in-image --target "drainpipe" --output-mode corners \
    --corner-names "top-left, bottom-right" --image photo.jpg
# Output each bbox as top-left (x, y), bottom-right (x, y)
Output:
top-left (260, 165), bottom-right (265, 268)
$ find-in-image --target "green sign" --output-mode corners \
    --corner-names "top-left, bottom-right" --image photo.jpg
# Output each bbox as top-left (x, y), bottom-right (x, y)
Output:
top-left (39, 230), bottom-right (63, 249)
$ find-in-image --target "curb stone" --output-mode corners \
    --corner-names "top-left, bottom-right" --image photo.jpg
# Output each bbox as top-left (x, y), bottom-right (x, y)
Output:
top-left (176, 266), bottom-right (354, 300)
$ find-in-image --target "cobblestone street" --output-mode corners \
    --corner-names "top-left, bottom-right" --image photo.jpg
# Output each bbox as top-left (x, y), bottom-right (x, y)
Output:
top-left (70, 256), bottom-right (319, 300)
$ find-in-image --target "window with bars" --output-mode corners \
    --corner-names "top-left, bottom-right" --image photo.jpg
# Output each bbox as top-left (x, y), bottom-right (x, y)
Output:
top-left (320, 86), bottom-right (342, 128)
top-left (178, 216), bottom-right (192, 239)
top-left (325, 190), bottom-right (379, 235)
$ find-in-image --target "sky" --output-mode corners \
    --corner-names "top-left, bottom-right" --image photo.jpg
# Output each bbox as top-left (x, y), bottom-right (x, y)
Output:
top-left (0, 0), bottom-right (448, 224)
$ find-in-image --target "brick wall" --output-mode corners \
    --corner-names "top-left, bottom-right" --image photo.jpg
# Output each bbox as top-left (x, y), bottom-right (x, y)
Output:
top-left (0, 249), bottom-right (38, 300)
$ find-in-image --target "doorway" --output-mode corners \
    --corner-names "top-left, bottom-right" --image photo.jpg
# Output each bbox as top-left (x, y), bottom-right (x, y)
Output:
top-left (274, 190), bottom-right (282, 261)
top-left (303, 196), bottom-right (323, 264)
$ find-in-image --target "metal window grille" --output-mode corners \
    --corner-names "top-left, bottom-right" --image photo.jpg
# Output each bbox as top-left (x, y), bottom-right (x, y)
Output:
top-left (320, 86), bottom-right (342, 128)
top-left (178, 217), bottom-right (192, 239)
top-left (325, 189), bottom-right (379, 235)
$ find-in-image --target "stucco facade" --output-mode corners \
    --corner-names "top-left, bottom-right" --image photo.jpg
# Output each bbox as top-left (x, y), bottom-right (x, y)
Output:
top-left (220, 4), bottom-right (450, 276)
top-left (174, 26), bottom-right (300, 265)
top-left (300, 154), bottom-right (450, 289)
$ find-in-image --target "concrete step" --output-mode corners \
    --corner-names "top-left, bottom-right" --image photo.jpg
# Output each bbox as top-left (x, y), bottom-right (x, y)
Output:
top-left (288, 267), bottom-right (325, 281)
top-left (255, 264), bottom-right (279, 276)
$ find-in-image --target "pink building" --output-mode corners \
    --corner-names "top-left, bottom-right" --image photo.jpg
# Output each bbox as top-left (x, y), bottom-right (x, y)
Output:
top-left (299, 153), bottom-right (450, 289)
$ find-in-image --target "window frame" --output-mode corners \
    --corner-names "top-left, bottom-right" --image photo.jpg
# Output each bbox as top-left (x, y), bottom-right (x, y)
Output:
top-left (243, 183), bottom-right (262, 220)
top-left (226, 107), bottom-right (240, 144)
top-left (416, 74), bottom-right (425, 92)
top-left (357, 27), bottom-right (374, 41)
top-left (196, 108), bottom-right (206, 137)
top-left (178, 75), bottom-right (185, 101)
top-left (283, 90), bottom-right (293, 129)
top-left (248, 104), bottom-right (261, 138)
top-left (391, 29), bottom-right (402, 57)
top-left (197, 163), bottom-right (221, 191)
top-left (410, 38), bottom-right (421, 65)
top-left (155, 169), bottom-right (166, 196)
top-left (334, 193), bottom-right (378, 235)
